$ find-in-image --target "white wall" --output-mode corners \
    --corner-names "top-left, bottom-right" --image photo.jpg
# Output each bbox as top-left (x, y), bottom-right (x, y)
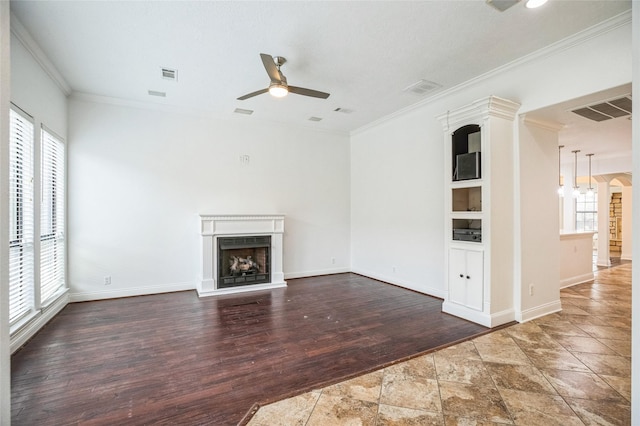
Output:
top-left (68, 99), bottom-right (351, 300)
top-left (10, 34), bottom-right (67, 138)
top-left (0, 2), bottom-right (11, 423)
top-left (350, 19), bottom-right (631, 312)
top-left (350, 107), bottom-right (446, 296)
top-left (631, 3), bottom-right (639, 422)
top-left (517, 118), bottom-right (561, 320)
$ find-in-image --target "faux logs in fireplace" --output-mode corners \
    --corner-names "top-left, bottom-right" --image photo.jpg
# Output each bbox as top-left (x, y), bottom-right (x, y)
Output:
top-left (217, 236), bottom-right (270, 288)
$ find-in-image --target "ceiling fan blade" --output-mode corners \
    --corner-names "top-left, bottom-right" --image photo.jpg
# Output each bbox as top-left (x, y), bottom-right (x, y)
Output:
top-left (288, 86), bottom-right (330, 99)
top-left (260, 53), bottom-right (282, 83)
top-left (237, 88), bottom-right (268, 100)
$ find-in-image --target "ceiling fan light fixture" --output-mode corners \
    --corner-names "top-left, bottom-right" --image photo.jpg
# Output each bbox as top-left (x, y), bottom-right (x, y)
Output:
top-left (268, 83), bottom-right (288, 98)
top-left (525, 0), bottom-right (547, 8)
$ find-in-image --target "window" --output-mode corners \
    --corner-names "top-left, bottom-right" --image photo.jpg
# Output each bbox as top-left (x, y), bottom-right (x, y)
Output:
top-left (9, 107), bottom-right (35, 325)
top-left (8, 107), bottom-right (67, 332)
top-left (40, 127), bottom-right (65, 304)
top-left (575, 191), bottom-right (597, 232)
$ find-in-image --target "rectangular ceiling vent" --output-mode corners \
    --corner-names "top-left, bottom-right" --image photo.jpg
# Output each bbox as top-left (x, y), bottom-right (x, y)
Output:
top-left (234, 108), bottom-right (253, 115)
top-left (308, 116), bottom-right (323, 122)
top-left (148, 90), bottom-right (166, 97)
top-left (486, 0), bottom-right (521, 12)
top-left (334, 107), bottom-right (354, 114)
top-left (571, 96), bottom-right (632, 122)
top-left (403, 79), bottom-right (441, 96)
top-left (161, 67), bottom-right (178, 81)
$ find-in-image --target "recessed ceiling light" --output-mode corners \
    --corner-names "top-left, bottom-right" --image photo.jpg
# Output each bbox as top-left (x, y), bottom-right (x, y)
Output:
top-left (525, 0), bottom-right (547, 8)
top-left (148, 90), bottom-right (166, 97)
top-left (234, 108), bottom-right (254, 115)
top-left (334, 108), bottom-right (354, 114)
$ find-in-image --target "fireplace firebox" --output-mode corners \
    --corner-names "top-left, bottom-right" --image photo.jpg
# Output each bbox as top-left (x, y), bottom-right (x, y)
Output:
top-left (218, 236), bottom-right (271, 288)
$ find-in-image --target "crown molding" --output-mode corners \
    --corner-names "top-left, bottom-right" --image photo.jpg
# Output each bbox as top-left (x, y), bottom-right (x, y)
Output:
top-left (10, 13), bottom-right (72, 96)
top-left (522, 116), bottom-right (565, 132)
top-left (352, 9), bottom-right (632, 137)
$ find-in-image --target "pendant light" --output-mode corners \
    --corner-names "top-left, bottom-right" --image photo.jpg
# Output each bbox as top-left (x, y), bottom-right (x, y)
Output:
top-left (572, 149), bottom-right (581, 198)
top-left (586, 153), bottom-right (595, 196)
top-left (557, 145), bottom-right (564, 197)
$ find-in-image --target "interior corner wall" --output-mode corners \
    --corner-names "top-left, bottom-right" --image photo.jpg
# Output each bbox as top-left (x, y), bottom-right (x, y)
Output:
top-left (10, 33), bottom-right (67, 138)
top-left (350, 20), bottom-right (630, 299)
top-left (67, 99), bottom-right (350, 300)
top-left (350, 107), bottom-right (446, 296)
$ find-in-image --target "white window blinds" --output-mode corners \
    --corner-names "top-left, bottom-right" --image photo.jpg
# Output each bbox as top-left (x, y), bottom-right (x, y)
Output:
top-left (9, 108), bottom-right (35, 325)
top-left (40, 127), bottom-right (66, 304)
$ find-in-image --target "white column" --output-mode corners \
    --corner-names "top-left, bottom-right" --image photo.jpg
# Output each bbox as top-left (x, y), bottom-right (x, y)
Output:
top-left (199, 234), bottom-right (215, 294)
top-left (621, 185), bottom-right (633, 260)
top-left (596, 181), bottom-right (611, 267)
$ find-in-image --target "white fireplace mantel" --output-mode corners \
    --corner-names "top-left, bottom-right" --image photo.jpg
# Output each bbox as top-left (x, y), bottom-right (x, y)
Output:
top-left (198, 214), bottom-right (286, 297)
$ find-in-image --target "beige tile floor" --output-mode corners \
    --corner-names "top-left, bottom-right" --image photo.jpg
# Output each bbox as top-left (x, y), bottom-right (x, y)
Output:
top-left (247, 262), bottom-right (631, 425)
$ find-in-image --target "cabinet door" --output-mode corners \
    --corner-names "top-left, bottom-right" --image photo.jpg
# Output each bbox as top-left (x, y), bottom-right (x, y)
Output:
top-left (448, 248), bottom-right (483, 311)
top-left (465, 250), bottom-right (483, 311)
top-left (448, 248), bottom-right (468, 306)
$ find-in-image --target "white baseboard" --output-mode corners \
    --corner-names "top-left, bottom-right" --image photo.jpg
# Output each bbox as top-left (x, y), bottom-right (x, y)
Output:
top-left (350, 267), bottom-right (446, 299)
top-left (11, 292), bottom-right (69, 354)
top-left (560, 272), bottom-right (594, 289)
top-left (516, 299), bottom-right (562, 323)
top-left (197, 281), bottom-right (286, 297)
top-left (442, 302), bottom-right (515, 328)
top-left (69, 281), bottom-right (196, 302)
top-left (284, 267), bottom-right (350, 280)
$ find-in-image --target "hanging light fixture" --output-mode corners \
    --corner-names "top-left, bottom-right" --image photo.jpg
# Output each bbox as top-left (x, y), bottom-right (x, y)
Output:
top-left (572, 149), bottom-right (581, 198)
top-left (557, 145), bottom-right (564, 197)
top-left (586, 153), bottom-right (595, 196)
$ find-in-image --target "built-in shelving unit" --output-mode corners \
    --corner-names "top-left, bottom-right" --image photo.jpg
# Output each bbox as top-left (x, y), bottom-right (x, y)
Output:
top-left (438, 96), bottom-right (520, 327)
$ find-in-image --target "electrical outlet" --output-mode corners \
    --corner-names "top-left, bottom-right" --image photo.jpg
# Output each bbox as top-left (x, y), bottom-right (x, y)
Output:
top-left (392, 266), bottom-right (397, 273)
top-left (331, 257), bottom-right (336, 265)
top-left (529, 284), bottom-right (534, 296)
top-left (104, 276), bottom-right (112, 285)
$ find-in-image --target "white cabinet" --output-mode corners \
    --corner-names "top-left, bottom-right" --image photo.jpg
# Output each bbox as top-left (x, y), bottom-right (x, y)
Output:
top-left (448, 248), bottom-right (483, 311)
top-left (438, 96), bottom-right (520, 328)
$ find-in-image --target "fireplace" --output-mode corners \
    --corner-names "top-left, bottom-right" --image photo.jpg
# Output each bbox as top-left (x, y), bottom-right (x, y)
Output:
top-left (198, 215), bottom-right (286, 296)
top-left (218, 236), bottom-right (270, 288)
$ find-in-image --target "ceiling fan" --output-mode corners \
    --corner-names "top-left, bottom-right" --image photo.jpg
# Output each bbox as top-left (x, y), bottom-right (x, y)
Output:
top-left (237, 53), bottom-right (330, 101)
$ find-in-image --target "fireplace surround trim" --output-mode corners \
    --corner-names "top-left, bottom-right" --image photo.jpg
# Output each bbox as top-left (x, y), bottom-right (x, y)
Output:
top-left (198, 214), bottom-right (286, 297)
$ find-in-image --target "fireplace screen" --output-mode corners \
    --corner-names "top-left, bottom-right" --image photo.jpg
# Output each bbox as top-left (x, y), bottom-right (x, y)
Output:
top-left (218, 236), bottom-right (271, 288)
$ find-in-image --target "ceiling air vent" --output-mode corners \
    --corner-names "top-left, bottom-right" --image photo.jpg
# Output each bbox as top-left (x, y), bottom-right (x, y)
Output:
top-left (148, 90), bottom-right (166, 97)
top-left (308, 116), bottom-right (323, 122)
top-left (234, 108), bottom-right (253, 115)
top-left (486, 0), bottom-right (521, 11)
top-left (403, 79), bottom-right (441, 96)
top-left (571, 96), bottom-right (632, 122)
top-left (334, 107), bottom-right (354, 114)
top-left (161, 67), bottom-right (177, 81)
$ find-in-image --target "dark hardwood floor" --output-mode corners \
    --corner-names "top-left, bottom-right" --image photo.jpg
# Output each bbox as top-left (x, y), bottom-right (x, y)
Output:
top-left (12, 273), bottom-right (490, 425)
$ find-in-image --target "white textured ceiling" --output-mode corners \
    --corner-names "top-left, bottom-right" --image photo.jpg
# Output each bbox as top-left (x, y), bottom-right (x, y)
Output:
top-left (10, 0), bottom-right (631, 141)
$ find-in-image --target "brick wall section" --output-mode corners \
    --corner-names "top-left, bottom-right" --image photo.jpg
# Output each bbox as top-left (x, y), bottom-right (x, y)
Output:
top-left (609, 192), bottom-right (623, 253)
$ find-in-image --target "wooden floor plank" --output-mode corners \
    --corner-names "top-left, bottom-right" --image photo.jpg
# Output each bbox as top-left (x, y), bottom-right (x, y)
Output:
top-left (12, 273), bottom-right (489, 425)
